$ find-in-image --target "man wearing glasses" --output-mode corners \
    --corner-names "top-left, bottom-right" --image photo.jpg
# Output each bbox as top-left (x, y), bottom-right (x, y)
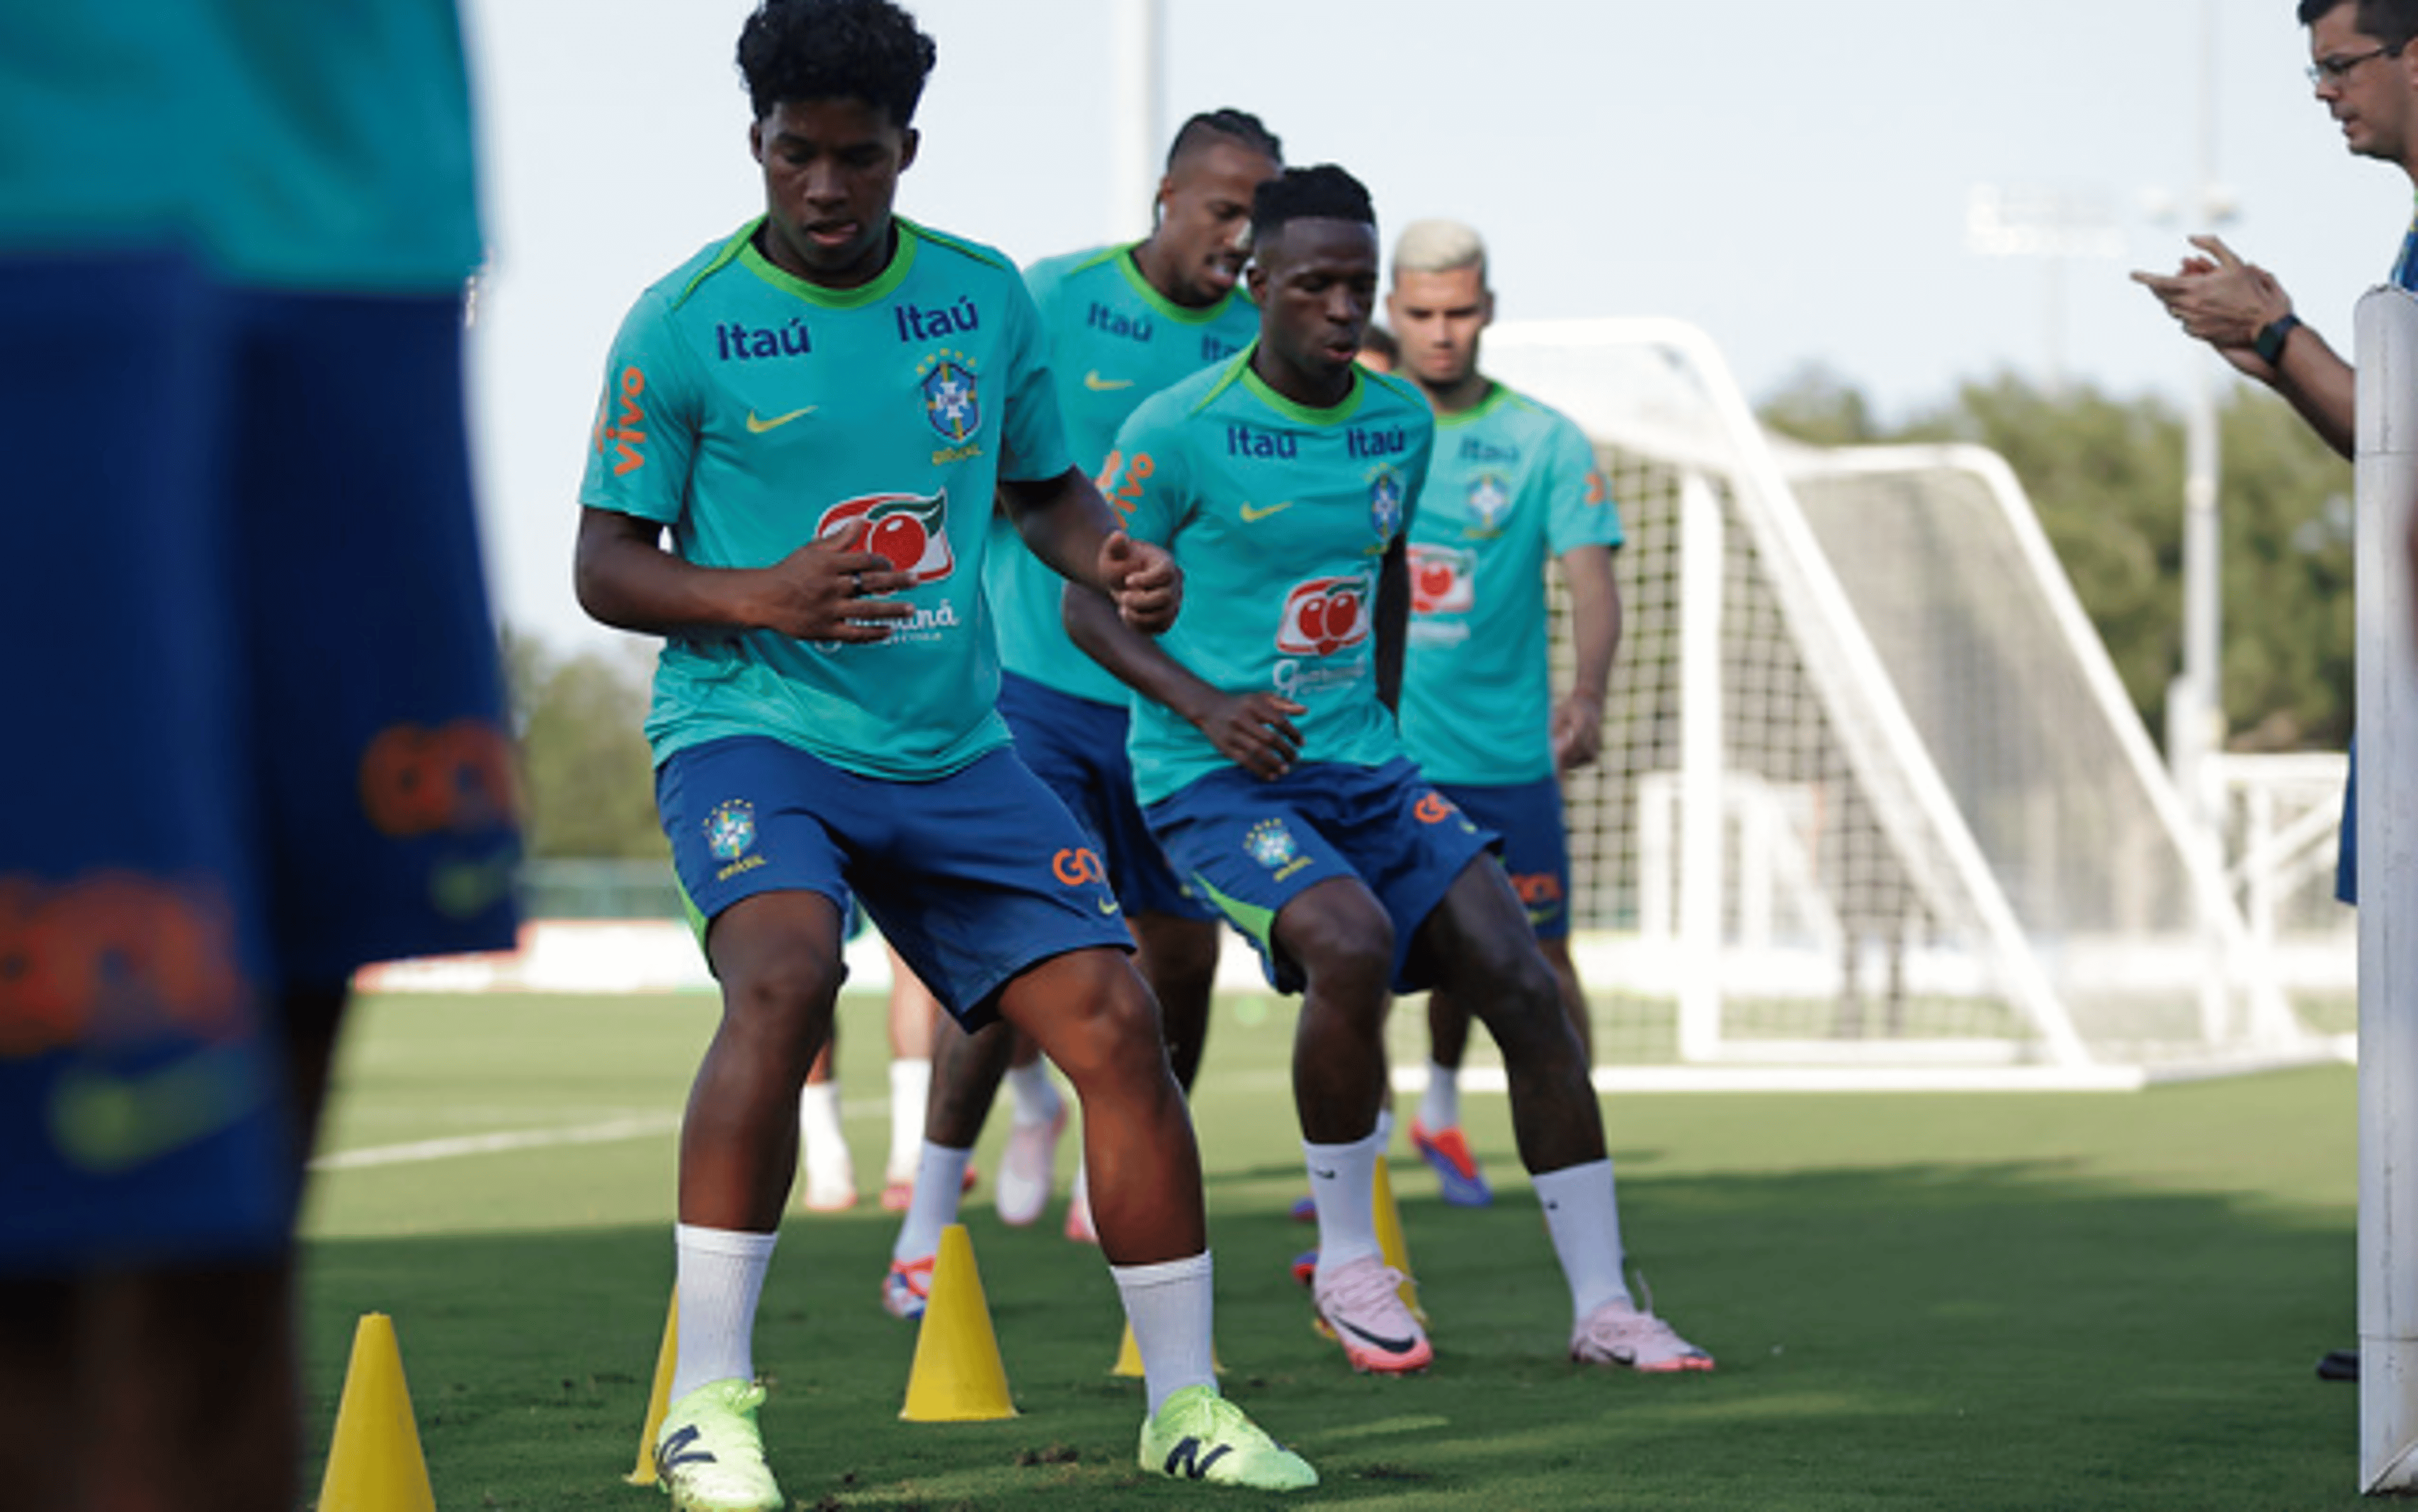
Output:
top-left (2130, 0), bottom-right (2418, 1384)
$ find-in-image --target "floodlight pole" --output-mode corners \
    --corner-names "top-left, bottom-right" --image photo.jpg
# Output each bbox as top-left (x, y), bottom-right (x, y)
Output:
top-left (2174, 0), bottom-right (2229, 855)
top-left (1109, 0), bottom-right (1164, 242)
top-left (2356, 285), bottom-right (2418, 1496)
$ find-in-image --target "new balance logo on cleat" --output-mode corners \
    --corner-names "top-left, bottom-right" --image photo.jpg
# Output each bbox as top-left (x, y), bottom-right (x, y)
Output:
top-left (1163, 1437), bottom-right (1235, 1480)
top-left (657, 1423), bottom-right (714, 1472)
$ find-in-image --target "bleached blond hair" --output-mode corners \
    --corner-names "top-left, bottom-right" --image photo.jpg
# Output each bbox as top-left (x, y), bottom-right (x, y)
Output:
top-left (1392, 218), bottom-right (1488, 282)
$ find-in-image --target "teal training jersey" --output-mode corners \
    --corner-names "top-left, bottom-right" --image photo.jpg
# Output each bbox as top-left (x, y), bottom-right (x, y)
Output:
top-left (578, 219), bottom-right (1074, 781)
top-left (1109, 353), bottom-right (1434, 805)
top-left (985, 244), bottom-right (1261, 705)
top-left (0, 1), bottom-right (480, 291)
top-left (1399, 382), bottom-right (1623, 785)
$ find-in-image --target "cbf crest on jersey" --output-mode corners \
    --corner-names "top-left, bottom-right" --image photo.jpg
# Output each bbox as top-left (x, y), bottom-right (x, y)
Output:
top-left (1245, 817), bottom-right (1300, 870)
top-left (1368, 465), bottom-right (1405, 544)
top-left (1466, 473), bottom-right (1511, 537)
top-left (817, 490), bottom-right (954, 584)
top-left (706, 799), bottom-right (757, 862)
top-left (917, 349), bottom-right (981, 443)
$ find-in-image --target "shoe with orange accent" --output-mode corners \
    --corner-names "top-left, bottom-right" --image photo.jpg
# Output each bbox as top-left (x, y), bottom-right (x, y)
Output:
top-left (881, 1255), bottom-right (934, 1321)
top-left (1570, 1295), bottom-right (1713, 1373)
top-left (878, 1164), bottom-right (979, 1214)
top-left (1312, 1254), bottom-right (1433, 1374)
top-left (1409, 1119), bottom-right (1492, 1207)
top-left (994, 1106), bottom-right (1066, 1227)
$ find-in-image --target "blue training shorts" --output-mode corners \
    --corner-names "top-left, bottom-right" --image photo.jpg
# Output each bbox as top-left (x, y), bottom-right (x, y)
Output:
top-left (0, 250), bottom-right (521, 1272)
top-left (1145, 757), bottom-right (1497, 994)
top-left (1436, 778), bottom-right (1574, 941)
top-left (657, 736), bottom-right (1133, 1028)
top-left (998, 671), bottom-right (1215, 923)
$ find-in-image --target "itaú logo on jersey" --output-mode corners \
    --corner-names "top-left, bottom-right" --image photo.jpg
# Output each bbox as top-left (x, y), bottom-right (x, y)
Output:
top-left (1276, 574), bottom-right (1373, 657)
top-left (1407, 545), bottom-right (1475, 617)
top-left (816, 490), bottom-right (953, 584)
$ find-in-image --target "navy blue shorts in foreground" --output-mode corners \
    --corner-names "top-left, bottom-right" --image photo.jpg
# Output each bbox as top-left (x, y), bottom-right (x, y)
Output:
top-left (1145, 757), bottom-right (1497, 994)
top-left (999, 671), bottom-right (1215, 923)
top-left (658, 736), bottom-right (1133, 1026)
top-left (0, 252), bottom-right (519, 1272)
top-left (1436, 778), bottom-right (1574, 941)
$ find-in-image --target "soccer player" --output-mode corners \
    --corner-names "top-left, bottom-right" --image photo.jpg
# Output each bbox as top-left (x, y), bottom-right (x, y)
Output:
top-left (1385, 218), bottom-right (1623, 1208)
top-left (573, 3), bottom-right (1313, 1501)
top-left (1069, 164), bottom-right (1712, 1378)
top-left (882, 109), bottom-right (1281, 1305)
top-left (0, 5), bottom-right (521, 1508)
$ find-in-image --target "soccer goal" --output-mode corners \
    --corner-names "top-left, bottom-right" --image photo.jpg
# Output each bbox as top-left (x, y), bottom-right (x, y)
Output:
top-left (1467, 317), bottom-right (2333, 1090)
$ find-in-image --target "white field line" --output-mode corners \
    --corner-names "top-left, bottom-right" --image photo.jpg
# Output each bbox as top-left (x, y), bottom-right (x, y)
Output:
top-left (311, 1113), bottom-right (679, 1171)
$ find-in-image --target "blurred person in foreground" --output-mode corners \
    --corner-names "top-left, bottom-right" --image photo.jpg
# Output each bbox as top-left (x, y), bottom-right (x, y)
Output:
top-left (0, 3), bottom-right (521, 1506)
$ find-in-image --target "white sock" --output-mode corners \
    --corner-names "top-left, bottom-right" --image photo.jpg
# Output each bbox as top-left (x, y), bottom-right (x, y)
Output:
top-left (798, 1080), bottom-right (851, 1186)
top-left (1420, 1062), bottom-right (1460, 1130)
top-left (1111, 1250), bottom-right (1217, 1417)
top-left (1006, 1058), bottom-right (1062, 1128)
top-left (1534, 1159), bottom-right (1632, 1323)
top-left (669, 1224), bottom-right (779, 1402)
top-left (891, 1141), bottom-right (972, 1263)
top-left (887, 1057), bottom-right (931, 1183)
top-left (1304, 1130), bottom-right (1385, 1278)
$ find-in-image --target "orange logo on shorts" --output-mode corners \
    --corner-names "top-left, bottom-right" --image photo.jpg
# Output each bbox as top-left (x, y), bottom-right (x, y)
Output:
top-left (360, 720), bottom-right (518, 839)
top-left (1052, 846), bottom-right (1105, 887)
top-left (0, 873), bottom-right (248, 1057)
top-left (1511, 872), bottom-right (1565, 907)
top-left (1414, 792), bottom-right (1456, 826)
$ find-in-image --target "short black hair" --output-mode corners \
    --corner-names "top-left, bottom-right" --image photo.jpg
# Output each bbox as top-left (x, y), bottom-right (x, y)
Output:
top-left (1359, 323), bottom-right (1399, 363)
top-left (737, 0), bottom-right (938, 127)
top-left (1166, 108), bottom-right (1283, 171)
top-left (1251, 165), bottom-right (1375, 246)
top-left (2300, 0), bottom-right (2418, 48)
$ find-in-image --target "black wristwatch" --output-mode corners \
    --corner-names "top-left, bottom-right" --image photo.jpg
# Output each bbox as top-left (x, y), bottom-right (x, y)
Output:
top-left (2254, 312), bottom-right (2303, 365)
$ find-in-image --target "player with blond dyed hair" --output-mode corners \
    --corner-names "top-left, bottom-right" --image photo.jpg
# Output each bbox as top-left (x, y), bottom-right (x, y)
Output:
top-left (1384, 216), bottom-right (1625, 1210)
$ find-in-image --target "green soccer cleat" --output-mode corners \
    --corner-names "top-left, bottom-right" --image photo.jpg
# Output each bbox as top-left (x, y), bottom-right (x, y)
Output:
top-left (654, 1378), bottom-right (783, 1511)
top-left (1137, 1384), bottom-right (1319, 1491)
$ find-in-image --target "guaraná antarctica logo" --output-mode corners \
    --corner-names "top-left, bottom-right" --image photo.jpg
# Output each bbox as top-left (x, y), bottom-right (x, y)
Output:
top-left (817, 489), bottom-right (955, 584)
top-left (1407, 544), bottom-right (1476, 617)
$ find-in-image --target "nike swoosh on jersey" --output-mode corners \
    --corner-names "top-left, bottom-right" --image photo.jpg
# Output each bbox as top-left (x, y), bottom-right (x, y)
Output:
top-left (50, 1046), bottom-right (268, 1173)
top-left (1084, 371), bottom-right (1135, 391)
top-left (1240, 501), bottom-right (1293, 523)
top-left (746, 407), bottom-right (818, 433)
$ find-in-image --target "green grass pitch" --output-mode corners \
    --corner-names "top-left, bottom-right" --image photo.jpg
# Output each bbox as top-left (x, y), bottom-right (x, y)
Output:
top-left (300, 990), bottom-right (2361, 1509)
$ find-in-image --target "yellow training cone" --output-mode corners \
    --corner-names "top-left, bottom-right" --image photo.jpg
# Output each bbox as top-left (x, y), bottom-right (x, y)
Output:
top-left (900, 1224), bottom-right (1017, 1421)
top-left (316, 1312), bottom-right (436, 1512)
top-left (1372, 1156), bottom-right (1428, 1325)
top-left (625, 1288), bottom-right (679, 1485)
top-left (1112, 1321), bottom-right (1145, 1378)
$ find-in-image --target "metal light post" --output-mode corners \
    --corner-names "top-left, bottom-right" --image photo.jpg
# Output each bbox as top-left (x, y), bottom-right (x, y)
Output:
top-left (1109, 0), bottom-right (1164, 242)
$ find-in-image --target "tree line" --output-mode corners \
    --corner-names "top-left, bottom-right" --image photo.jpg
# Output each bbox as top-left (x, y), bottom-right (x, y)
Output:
top-left (511, 368), bottom-right (2354, 860)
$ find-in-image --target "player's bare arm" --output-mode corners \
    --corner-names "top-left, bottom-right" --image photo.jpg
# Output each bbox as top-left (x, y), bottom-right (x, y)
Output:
top-left (1063, 584), bottom-right (1304, 780)
top-left (2131, 234), bottom-right (2356, 458)
top-left (1372, 533), bottom-right (1410, 713)
top-left (1553, 543), bottom-right (1621, 772)
top-left (574, 506), bottom-right (913, 644)
top-left (999, 466), bottom-right (1182, 632)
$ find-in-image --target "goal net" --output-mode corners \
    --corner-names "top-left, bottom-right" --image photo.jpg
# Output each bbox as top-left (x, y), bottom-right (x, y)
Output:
top-left (1470, 318), bottom-right (2329, 1088)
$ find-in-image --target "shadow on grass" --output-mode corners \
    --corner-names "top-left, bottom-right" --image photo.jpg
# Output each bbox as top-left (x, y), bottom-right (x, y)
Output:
top-left (299, 1159), bottom-right (2358, 1511)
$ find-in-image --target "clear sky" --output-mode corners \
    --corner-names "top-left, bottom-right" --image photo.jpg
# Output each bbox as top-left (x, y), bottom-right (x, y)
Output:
top-left (462, 0), bottom-right (2408, 654)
